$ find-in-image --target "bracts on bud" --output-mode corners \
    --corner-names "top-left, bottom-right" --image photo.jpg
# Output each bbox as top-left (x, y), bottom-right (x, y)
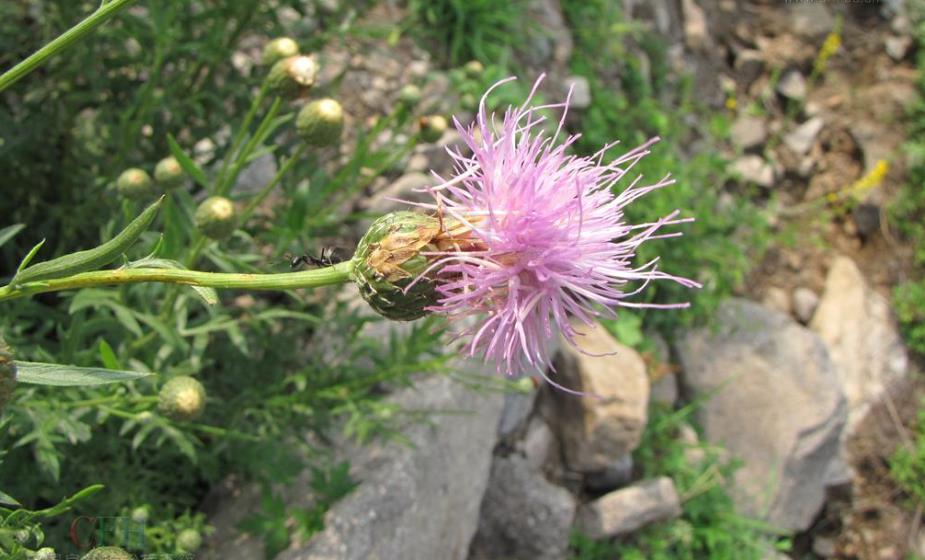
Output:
top-left (296, 98), bottom-right (344, 146)
top-left (154, 156), bottom-right (185, 190)
top-left (158, 376), bottom-right (206, 421)
top-left (116, 168), bottom-right (154, 200)
top-left (266, 55), bottom-right (317, 99)
top-left (262, 37), bottom-right (300, 66)
top-left (195, 196), bottom-right (237, 240)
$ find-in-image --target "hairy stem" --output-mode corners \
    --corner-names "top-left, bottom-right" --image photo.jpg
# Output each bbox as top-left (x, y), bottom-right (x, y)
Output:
top-left (0, 261), bottom-right (354, 302)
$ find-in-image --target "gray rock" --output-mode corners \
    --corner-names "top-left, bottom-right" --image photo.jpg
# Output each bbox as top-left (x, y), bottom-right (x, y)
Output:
top-left (735, 49), bottom-right (765, 89)
top-left (362, 172), bottom-right (434, 217)
top-left (233, 152), bottom-right (278, 194)
top-left (468, 455), bottom-right (576, 560)
top-left (565, 75), bottom-right (591, 110)
top-left (792, 287), bottom-right (820, 324)
top-left (278, 373), bottom-right (504, 560)
top-left (731, 115), bottom-right (768, 151)
top-left (499, 389), bottom-right (539, 439)
top-left (761, 286), bottom-right (791, 315)
top-left (550, 321), bottom-right (649, 473)
top-left (810, 257), bottom-right (909, 436)
top-left (813, 536), bottom-right (837, 557)
top-left (576, 477), bottom-right (682, 539)
top-left (777, 70), bottom-right (807, 102)
top-left (852, 202), bottom-right (881, 239)
top-left (885, 35), bottom-right (913, 61)
top-left (520, 417), bottom-right (556, 470)
top-left (680, 0), bottom-right (710, 50)
top-left (784, 117), bottom-right (825, 156)
top-left (676, 299), bottom-right (847, 532)
top-left (732, 155), bottom-right (775, 188)
top-left (583, 454), bottom-right (635, 493)
top-left (525, 0), bottom-right (573, 68)
top-left (789, 3), bottom-right (835, 39)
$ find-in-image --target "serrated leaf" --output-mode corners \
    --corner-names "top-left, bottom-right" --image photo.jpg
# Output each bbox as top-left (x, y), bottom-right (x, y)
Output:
top-left (17, 362), bottom-right (154, 386)
top-left (167, 133), bottom-right (209, 188)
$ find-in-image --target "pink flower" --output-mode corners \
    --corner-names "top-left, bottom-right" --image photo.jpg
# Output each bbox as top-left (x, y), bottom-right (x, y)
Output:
top-left (409, 76), bottom-right (699, 389)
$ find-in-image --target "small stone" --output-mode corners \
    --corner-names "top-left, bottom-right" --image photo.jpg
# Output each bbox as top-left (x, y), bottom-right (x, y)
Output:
top-left (762, 286), bottom-right (791, 314)
top-left (564, 75), bottom-right (591, 109)
top-left (576, 477), bottom-right (682, 539)
top-left (583, 454), bottom-right (634, 493)
top-left (499, 389), bottom-right (538, 439)
top-left (790, 3), bottom-right (834, 39)
top-left (521, 417), bottom-right (556, 470)
top-left (813, 536), bottom-right (837, 558)
top-left (784, 117), bottom-right (825, 156)
top-left (777, 70), bottom-right (807, 102)
top-left (852, 202), bottom-right (881, 239)
top-left (681, 0), bottom-right (710, 50)
top-left (792, 288), bottom-right (819, 324)
top-left (885, 35), bottom-right (912, 61)
top-left (732, 155), bottom-right (775, 188)
top-left (735, 49), bottom-right (765, 88)
top-left (730, 115), bottom-right (768, 150)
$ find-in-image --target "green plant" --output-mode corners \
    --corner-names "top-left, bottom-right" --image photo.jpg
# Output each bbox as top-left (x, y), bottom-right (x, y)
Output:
top-left (891, 397), bottom-right (925, 505)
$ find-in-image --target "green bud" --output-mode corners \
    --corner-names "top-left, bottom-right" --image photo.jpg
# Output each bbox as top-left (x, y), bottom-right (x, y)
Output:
top-left (352, 212), bottom-right (442, 321)
top-left (176, 528), bottom-right (203, 553)
top-left (35, 548), bottom-right (57, 560)
top-left (266, 55), bottom-right (317, 99)
top-left (463, 60), bottom-right (484, 79)
top-left (296, 98), bottom-right (344, 146)
top-left (418, 115), bottom-right (448, 143)
top-left (130, 505), bottom-right (150, 524)
top-left (153, 156), bottom-right (185, 190)
top-left (262, 37), bottom-right (300, 66)
top-left (398, 84), bottom-right (422, 106)
top-left (194, 196), bottom-right (237, 240)
top-left (116, 168), bottom-right (154, 200)
top-left (135, 411), bottom-right (155, 425)
top-left (158, 376), bottom-right (206, 421)
top-left (81, 547), bottom-right (135, 560)
top-left (0, 334), bottom-right (16, 412)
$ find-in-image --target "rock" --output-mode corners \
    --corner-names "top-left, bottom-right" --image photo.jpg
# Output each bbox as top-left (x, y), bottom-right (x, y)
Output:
top-left (784, 117), bottom-right (825, 156)
top-left (200, 478), bottom-right (266, 560)
top-left (564, 75), bottom-right (591, 110)
top-left (777, 70), bottom-right (807, 102)
top-left (761, 286), bottom-right (791, 315)
top-left (677, 423), bottom-right (708, 466)
top-left (233, 152), bottom-right (277, 195)
top-left (813, 536), bottom-right (837, 557)
top-left (362, 172), bottom-right (433, 217)
top-left (525, 0), bottom-right (573, 68)
top-left (792, 287), bottom-right (820, 324)
top-left (676, 299), bottom-right (847, 531)
top-left (734, 49), bottom-right (765, 88)
top-left (468, 455), bottom-right (576, 560)
top-left (583, 454), bottom-right (634, 493)
top-left (809, 257), bottom-right (909, 435)
top-left (885, 35), bottom-right (912, 61)
top-left (520, 417), bottom-right (556, 470)
top-left (680, 0), bottom-right (710, 51)
top-left (576, 477), bottom-right (682, 539)
top-left (790, 3), bottom-right (835, 39)
top-left (499, 389), bottom-right (539, 439)
top-left (730, 115), bottom-right (768, 150)
top-left (278, 372), bottom-right (504, 560)
top-left (732, 155), bottom-right (775, 188)
top-left (550, 321), bottom-right (649, 473)
top-left (852, 202), bottom-right (881, 239)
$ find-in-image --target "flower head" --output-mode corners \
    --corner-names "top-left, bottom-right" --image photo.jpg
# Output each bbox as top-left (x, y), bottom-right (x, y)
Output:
top-left (405, 75), bottom-right (699, 388)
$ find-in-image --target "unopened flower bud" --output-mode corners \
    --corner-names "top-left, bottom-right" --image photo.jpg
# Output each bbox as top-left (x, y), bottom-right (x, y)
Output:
top-left (262, 37), bottom-right (300, 67)
top-left (463, 60), bottom-right (484, 78)
top-left (158, 376), bottom-right (206, 421)
top-left (130, 505), bottom-right (150, 524)
top-left (418, 115), bottom-right (448, 143)
top-left (153, 156), bottom-right (185, 190)
top-left (296, 98), bottom-right (344, 146)
top-left (398, 84), bottom-right (422, 106)
top-left (116, 168), bottom-right (154, 200)
top-left (0, 335), bottom-right (17, 412)
top-left (352, 211), bottom-right (443, 321)
top-left (267, 55), bottom-right (317, 99)
top-left (195, 196), bottom-right (237, 240)
top-left (81, 547), bottom-right (135, 560)
top-left (176, 529), bottom-right (203, 553)
top-left (35, 548), bottom-right (57, 560)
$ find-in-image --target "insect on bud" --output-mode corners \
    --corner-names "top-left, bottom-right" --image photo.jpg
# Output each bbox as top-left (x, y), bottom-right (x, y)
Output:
top-left (266, 55), bottom-right (317, 99)
top-left (116, 168), bottom-right (155, 200)
top-left (397, 84), bottom-right (422, 106)
top-left (158, 376), bottom-right (206, 421)
top-left (81, 546), bottom-right (135, 560)
top-left (176, 529), bottom-right (203, 553)
top-left (418, 115), bottom-right (448, 143)
top-left (262, 37), bottom-right (300, 67)
top-left (153, 156), bottom-right (185, 190)
top-left (352, 211), bottom-right (444, 321)
top-left (195, 196), bottom-right (237, 240)
top-left (296, 98), bottom-right (344, 146)
top-left (0, 334), bottom-right (17, 412)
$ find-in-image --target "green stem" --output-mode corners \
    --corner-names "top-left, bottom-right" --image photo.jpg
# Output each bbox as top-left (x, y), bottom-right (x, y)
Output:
top-left (239, 144), bottom-right (308, 224)
top-left (215, 82), bottom-right (270, 196)
top-left (0, 0), bottom-right (138, 93)
top-left (0, 261), bottom-right (354, 303)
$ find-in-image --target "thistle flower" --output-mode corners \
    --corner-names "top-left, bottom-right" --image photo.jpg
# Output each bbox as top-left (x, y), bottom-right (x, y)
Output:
top-left (394, 75), bottom-right (699, 387)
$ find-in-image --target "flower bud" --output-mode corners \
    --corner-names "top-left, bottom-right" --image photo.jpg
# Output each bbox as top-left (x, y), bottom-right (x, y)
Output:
top-left (397, 84), bottom-right (422, 106)
top-left (463, 60), bottom-right (484, 79)
top-left (130, 505), bottom-right (150, 524)
top-left (176, 529), bottom-right (203, 553)
top-left (35, 548), bottom-right (57, 560)
top-left (418, 115), bottom-right (448, 143)
top-left (266, 55), bottom-right (317, 99)
top-left (194, 196), bottom-right (237, 240)
top-left (153, 156), bottom-right (185, 190)
top-left (352, 212), bottom-right (443, 321)
top-left (81, 547), bottom-right (135, 560)
top-left (296, 98), bottom-right (344, 146)
top-left (158, 376), bottom-right (206, 421)
top-left (116, 168), bottom-right (154, 200)
top-left (0, 335), bottom-right (16, 412)
top-left (262, 37), bottom-right (300, 67)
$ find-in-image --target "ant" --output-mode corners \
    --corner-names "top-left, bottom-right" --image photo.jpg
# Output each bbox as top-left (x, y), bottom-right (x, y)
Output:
top-left (289, 247), bottom-right (343, 269)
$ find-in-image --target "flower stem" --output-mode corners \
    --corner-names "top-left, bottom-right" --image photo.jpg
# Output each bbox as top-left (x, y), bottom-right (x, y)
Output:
top-left (0, 0), bottom-right (138, 93)
top-left (0, 261), bottom-right (354, 303)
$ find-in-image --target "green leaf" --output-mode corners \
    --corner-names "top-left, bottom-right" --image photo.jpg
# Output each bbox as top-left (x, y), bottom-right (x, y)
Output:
top-left (126, 257), bottom-right (218, 305)
top-left (167, 133), bottom-right (209, 188)
top-left (16, 238), bottom-right (46, 275)
top-left (98, 339), bottom-right (121, 370)
top-left (16, 361), bottom-right (154, 386)
top-left (0, 490), bottom-right (20, 507)
top-left (0, 224), bottom-right (25, 249)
